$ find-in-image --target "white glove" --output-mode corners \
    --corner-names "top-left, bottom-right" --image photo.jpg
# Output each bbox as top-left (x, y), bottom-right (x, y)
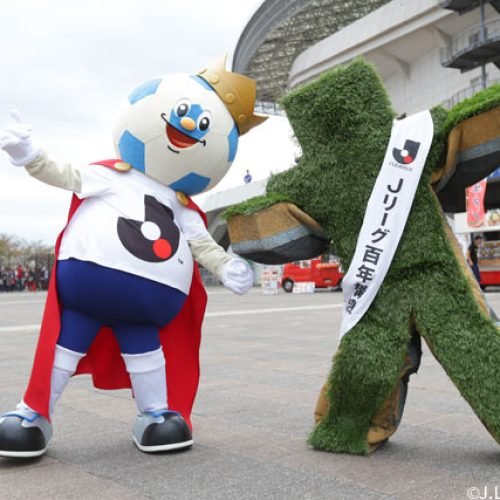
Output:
top-left (221, 259), bottom-right (254, 295)
top-left (0, 110), bottom-right (40, 166)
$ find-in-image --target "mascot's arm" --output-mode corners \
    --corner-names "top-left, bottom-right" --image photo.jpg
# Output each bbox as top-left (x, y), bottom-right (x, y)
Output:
top-left (224, 160), bottom-right (330, 265)
top-left (188, 237), bottom-right (232, 279)
top-left (0, 111), bottom-right (83, 192)
top-left (224, 195), bottom-right (329, 265)
top-left (431, 85), bottom-right (500, 195)
top-left (188, 237), bottom-right (254, 295)
top-left (25, 151), bottom-right (82, 192)
top-left (178, 204), bottom-right (254, 295)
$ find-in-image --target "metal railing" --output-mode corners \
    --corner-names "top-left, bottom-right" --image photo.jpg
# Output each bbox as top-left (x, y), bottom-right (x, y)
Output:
top-left (440, 17), bottom-right (500, 66)
top-left (254, 101), bottom-right (286, 116)
top-left (442, 78), bottom-right (500, 108)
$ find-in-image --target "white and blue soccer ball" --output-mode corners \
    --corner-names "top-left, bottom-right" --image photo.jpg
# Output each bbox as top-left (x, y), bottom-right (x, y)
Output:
top-left (112, 73), bottom-right (239, 195)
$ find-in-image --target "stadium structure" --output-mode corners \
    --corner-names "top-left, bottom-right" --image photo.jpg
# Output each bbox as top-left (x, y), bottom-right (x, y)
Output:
top-left (199, 0), bottom-right (500, 268)
top-left (233, 0), bottom-right (500, 116)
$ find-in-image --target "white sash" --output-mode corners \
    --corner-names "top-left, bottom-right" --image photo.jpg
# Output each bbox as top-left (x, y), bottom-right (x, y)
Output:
top-left (339, 110), bottom-right (434, 339)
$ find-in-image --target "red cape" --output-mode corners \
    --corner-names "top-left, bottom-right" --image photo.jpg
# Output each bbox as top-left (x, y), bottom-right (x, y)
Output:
top-left (24, 164), bottom-right (208, 429)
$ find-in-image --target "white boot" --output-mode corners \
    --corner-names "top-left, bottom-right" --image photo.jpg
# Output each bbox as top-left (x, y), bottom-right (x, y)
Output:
top-left (49, 345), bottom-right (85, 414)
top-left (0, 345), bottom-right (84, 458)
top-left (121, 348), bottom-right (192, 452)
top-left (121, 348), bottom-right (168, 413)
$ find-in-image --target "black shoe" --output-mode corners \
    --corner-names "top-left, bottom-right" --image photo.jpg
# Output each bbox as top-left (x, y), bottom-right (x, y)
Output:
top-left (0, 406), bottom-right (52, 458)
top-left (132, 410), bottom-right (193, 453)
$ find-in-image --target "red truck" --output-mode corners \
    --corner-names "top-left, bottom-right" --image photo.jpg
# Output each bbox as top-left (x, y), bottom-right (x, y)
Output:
top-left (479, 264), bottom-right (500, 288)
top-left (281, 257), bottom-right (343, 293)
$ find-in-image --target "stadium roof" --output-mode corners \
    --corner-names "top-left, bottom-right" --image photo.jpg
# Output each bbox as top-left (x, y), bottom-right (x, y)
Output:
top-left (232, 0), bottom-right (392, 105)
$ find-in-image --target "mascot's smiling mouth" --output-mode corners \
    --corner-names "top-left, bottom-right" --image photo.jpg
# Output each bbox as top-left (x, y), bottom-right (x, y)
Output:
top-left (161, 113), bottom-right (206, 154)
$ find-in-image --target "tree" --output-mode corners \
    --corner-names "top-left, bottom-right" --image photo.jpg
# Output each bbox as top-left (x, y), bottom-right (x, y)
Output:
top-left (0, 233), bottom-right (53, 269)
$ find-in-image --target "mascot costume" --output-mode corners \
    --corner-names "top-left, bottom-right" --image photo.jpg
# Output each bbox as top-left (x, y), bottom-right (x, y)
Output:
top-left (0, 56), bottom-right (266, 458)
top-left (226, 58), bottom-right (500, 454)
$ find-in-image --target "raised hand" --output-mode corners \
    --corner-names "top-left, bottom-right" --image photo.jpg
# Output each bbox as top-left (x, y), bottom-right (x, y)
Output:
top-left (0, 110), bottom-right (40, 166)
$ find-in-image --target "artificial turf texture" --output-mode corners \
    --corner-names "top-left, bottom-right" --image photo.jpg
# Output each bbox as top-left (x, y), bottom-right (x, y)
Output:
top-left (226, 59), bottom-right (500, 454)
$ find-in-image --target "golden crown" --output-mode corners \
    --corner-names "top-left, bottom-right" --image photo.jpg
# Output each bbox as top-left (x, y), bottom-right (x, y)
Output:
top-left (197, 55), bottom-right (268, 135)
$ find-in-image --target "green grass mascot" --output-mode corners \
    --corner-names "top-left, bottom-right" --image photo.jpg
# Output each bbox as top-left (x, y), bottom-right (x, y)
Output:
top-left (225, 58), bottom-right (500, 454)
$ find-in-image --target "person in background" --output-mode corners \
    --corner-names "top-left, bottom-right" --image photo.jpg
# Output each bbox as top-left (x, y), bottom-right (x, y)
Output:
top-left (467, 234), bottom-right (483, 284)
top-left (6, 268), bottom-right (16, 292)
top-left (16, 264), bottom-right (25, 291)
top-left (40, 266), bottom-right (49, 291)
top-left (26, 267), bottom-right (37, 292)
top-left (244, 169), bottom-right (252, 184)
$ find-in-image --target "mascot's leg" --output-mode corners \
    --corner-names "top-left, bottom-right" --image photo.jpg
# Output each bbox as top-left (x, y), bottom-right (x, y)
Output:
top-left (416, 275), bottom-right (500, 445)
top-left (313, 329), bottom-right (421, 453)
top-left (368, 330), bottom-right (421, 449)
top-left (49, 345), bottom-right (86, 414)
top-left (114, 325), bottom-right (193, 453)
top-left (308, 310), bottom-right (413, 454)
top-left (0, 310), bottom-right (91, 458)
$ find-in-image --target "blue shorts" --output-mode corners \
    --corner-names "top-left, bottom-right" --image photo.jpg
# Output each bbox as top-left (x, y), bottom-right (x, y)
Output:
top-left (56, 259), bottom-right (188, 354)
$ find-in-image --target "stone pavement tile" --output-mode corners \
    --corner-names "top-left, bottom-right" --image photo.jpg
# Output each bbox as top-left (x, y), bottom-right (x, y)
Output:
top-left (0, 455), bottom-right (58, 474)
top-left (198, 378), bottom-right (315, 407)
top-left (201, 375), bottom-right (315, 405)
top-left (405, 385), bottom-right (479, 416)
top-left (0, 461), bottom-right (148, 500)
top-left (192, 414), bottom-right (492, 499)
top-left (245, 357), bottom-right (328, 377)
top-left (0, 329), bottom-right (38, 347)
top-left (42, 403), bottom-right (386, 500)
top-left (200, 363), bottom-right (323, 392)
top-left (411, 376), bottom-right (463, 394)
top-left (404, 411), bottom-right (486, 437)
top-left (68, 442), bottom-right (386, 500)
top-left (71, 397), bottom-right (136, 425)
top-left (205, 356), bottom-right (310, 374)
top-left (194, 416), bottom-right (493, 500)
top-left (0, 345), bottom-right (28, 359)
top-left (198, 374), bottom-right (255, 391)
top-left (382, 426), bottom-right (500, 482)
top-left (402, 407), bottom-right (468, 427)
top-left (49, 406), bottom-right (131, 454)
top-left (211, 350), bottom-right (327, 373)
top-left (0, 357), bottom-right (33, 373)
top-left (54, 439), bottom-right (290, 499)
top-left (277, 446), bottom-right (452, 497)
top-left (59, 384), bottom-right (137, 425)
top-left (52, 428), bottom-right (147, 471)
top-left (193, 415), bottom-right (308, 462)
top-left (0, 373), bottom-right (29, 387)
top-left (194, 391), bottom-right (312, 436)
top-left (211, 473), bottom-right (392, 500)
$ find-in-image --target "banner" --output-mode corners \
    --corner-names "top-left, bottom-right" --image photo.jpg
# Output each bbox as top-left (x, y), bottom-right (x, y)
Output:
top-left (466, 179), bottom-right (487, 228)
top-left (339, 111), bottom-right (434, 339)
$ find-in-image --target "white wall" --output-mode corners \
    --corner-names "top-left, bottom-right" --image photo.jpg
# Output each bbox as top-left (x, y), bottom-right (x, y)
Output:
top-left (289, 0), bottom-right (500, 114)
top-left (385, 51), bottom-right (500, 114)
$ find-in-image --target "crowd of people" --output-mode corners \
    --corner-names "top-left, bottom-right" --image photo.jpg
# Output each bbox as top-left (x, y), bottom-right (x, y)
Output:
top-left (0, 263), bottom-right (50, 292)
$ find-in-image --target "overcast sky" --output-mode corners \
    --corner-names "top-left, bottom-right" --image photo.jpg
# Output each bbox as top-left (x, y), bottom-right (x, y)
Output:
top-left (0, 0), bottom-right (296, 244)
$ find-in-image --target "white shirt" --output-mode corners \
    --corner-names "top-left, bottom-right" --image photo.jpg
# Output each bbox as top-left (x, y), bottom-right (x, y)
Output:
top-left (58, 166), bottom-right (209, 294)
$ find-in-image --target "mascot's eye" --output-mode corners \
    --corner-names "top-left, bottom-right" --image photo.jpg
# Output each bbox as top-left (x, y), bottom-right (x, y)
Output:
top-left (175, 100), bottom-right (190, 117)
top-left (198, 111), bottom-right (212, 131)
top-left (199, 117), bottom-right (210, 131)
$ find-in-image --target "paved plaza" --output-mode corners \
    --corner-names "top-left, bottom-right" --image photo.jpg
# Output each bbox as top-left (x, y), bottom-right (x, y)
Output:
top-left (0, 287), bottom-right (500, 499)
